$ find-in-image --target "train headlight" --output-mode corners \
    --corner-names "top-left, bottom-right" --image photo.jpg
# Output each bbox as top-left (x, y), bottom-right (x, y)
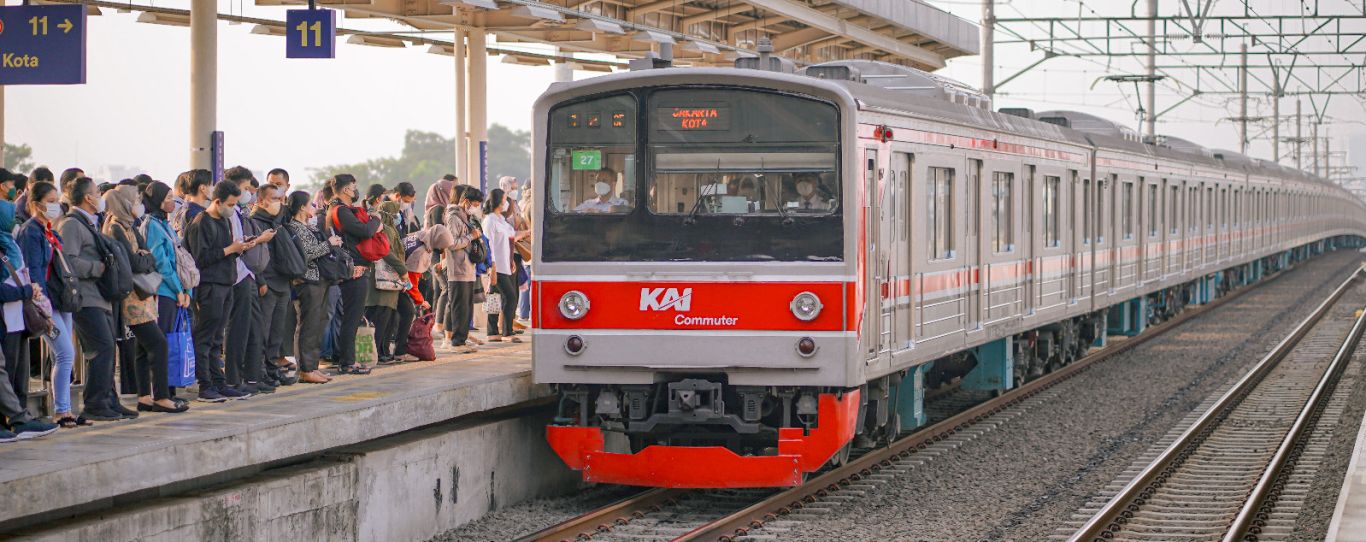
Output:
top-left (790, 292), bottom-right (823, 322)
top-left (558, 291), bottom-right (590, 320)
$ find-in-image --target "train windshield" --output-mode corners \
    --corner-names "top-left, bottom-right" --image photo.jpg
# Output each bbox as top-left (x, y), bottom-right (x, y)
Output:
top-left (543, 87), bottom-right (842, 262)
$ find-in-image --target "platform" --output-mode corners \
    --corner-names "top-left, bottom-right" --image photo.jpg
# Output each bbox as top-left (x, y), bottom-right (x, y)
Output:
top-left (1328, 399), bottom-right (1366, 541)
top-left (0, 341), bottom-right (543, 531)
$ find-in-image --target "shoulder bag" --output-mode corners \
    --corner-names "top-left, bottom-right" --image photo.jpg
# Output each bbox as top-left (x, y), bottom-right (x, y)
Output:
top-left (47, 247), bottom-right (82, 313)
top-left (329, 205), bottom-right (391, 262)
top-left (0, 255), bottom-right (54, 337)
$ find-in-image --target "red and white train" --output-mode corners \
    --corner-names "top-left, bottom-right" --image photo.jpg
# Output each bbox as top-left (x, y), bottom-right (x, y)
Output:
top-left (529, 59), bottom-right (1366, 488)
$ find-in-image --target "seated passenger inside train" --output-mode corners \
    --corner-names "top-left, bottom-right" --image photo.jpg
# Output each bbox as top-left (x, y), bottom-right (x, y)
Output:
top-left (574, 168), bottom-right (631, 213)
top-left (788, 173), bottom-right (834, 211)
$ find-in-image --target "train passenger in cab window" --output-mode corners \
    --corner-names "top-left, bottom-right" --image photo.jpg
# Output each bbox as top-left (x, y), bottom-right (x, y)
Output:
top-left (791, 173), bottom-right (832, 211)
top-left (574, 169), bottom-right (630, 213)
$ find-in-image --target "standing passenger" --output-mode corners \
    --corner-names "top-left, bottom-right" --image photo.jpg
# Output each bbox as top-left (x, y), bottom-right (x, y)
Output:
top-left (442, 187), bottom-right (482, 352)
top-left (285, 192), bottom-right (338, 384)
top-left (184, 182), bottom-right (254, 402)
top-left (18, 182), bottom-right (83, 426)
top-left (326, 175), bottom-right (381, 375)
top-left (481, 189), bottom-right (523, 343)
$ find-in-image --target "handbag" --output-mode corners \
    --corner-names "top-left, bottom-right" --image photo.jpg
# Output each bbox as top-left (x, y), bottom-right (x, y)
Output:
top-left (0, 255), bottom-right (54, 337)
top-left (406, 312), bottom-right (436, 361)
top-left (166, 308), bottom-right (197, 388)
top-left (329, 205), bottom-right (391, 262)
top-left (374, 260), bottom-right (406, 291)
top-left (47, 248), bottom-right (82, 313)
top-left (354, 325), bottom-right (377, 366)
top-left (313, 228), bottom-right (351, 283)
top-left (485, 291), bottom-right (503, 314)
top-left (118, 223), bottom-right (162, 296)
top-left (514, 236), bottom-right (532, 261)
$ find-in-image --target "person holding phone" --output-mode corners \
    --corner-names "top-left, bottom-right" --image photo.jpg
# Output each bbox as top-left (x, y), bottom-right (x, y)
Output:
top-left (184, 181), bottom-right (256, 402)
top-left (223, 167), bottom-right (276, 395)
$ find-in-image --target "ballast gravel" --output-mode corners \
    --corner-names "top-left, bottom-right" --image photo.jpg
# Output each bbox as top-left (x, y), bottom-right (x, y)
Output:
top-left (429, 484), bottom-right (640, 542)
top-left (777, 251), bottom-right (1365, 542)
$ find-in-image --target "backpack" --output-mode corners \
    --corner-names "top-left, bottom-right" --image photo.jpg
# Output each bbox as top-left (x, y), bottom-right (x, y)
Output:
top-left (311, 227), bottom-right (351, 283)
top-left (270, 225), bottom-right (309, 281)
top-left (143, 218), bottom-right (200, 290)
top-left (69, 213), bottom-right (133, 302)
top-left (329, 204), bottom-right (390, 262)
top-left (466, 216), bottom-right (488, 265)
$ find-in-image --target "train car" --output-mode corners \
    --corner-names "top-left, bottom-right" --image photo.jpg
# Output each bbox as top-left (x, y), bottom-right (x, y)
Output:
top-left (530, 59), bottom-right (1366, 488)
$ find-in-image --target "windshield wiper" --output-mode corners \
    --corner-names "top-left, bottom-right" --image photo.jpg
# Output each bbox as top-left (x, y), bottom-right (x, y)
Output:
top-left (684, 159), bottom-right (722, 226)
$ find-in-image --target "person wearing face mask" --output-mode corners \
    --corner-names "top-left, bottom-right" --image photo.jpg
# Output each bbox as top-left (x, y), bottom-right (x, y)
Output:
top-left (57, 177), bottom-right (138, 419)
top-left (792, 174), bottom-right (830, 211)
top-left (285, 191), bottom-right (341, 384)
top-left (173, 169), bottom-right (213, 235)
top-left (250, 184), bottom-right (296, 387)
top-left (392, 182), bottom-right (419, 236)
top-left (266, 168), bottom-right (291, 198)
top-left (0, 193), bottom-right (34, 418)
top-left (223, 167), bottom-right (276, 394)
top-left (103, 185), bottom-right (183, 414)
top-left (440, 185), bottom-right (483, 352)
top-left (575, 180), bottom-right (622, 213)
top-left (481, 189), bottom-right (524, 343)
top-left (184, 182), bottom-right (257, 402)
top-left (325, 174), bottom-right (382, 375)
top-left (18, 182), bottom-right (85, 426)
top-left (141, 181), bottom-right (192, 407)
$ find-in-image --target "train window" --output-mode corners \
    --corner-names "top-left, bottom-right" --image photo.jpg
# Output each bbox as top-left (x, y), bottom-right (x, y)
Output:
top-left (929, 167), bottom-right (955, 259)
top-left (1122, 181), bottom-right (1134, 239)
top-left (1148, 184), bottom-right (1158, 238)
top-left (1096, 177), bottom-right (1108, 244)
top-left (1170, 185), bottom-right (1180, 234)
top-left (1044, 175), bottom-right (1061, 248)
top-left (992, 172), bottom-right (1013, 253)
top-left (547, 93), bottom-right (638, 215)
top-left (1207, 187), bottom-right (1215, 228)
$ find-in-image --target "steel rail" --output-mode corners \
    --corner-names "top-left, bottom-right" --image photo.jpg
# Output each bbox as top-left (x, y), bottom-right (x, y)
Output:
top-left (675, 263), bottom-right (1318, 542)
top-left (513, 488), bottom-right (686, 542)
top-left (1068, 266), bottom-right (1365, 542)
top-left (1224, 287), bottom-right (1366, 542)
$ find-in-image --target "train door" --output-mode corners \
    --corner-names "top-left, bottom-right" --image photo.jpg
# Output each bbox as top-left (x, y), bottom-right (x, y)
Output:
top-left (967, 159), bottom-right (983, 332)
top-left (890, 151), bottom-right (913, 350)
top-left (864, 147), bottom-right (881, 359)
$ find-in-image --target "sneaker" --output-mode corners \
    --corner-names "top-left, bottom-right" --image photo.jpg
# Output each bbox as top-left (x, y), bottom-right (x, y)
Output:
top-left (197, 388), bottom-right (229, 403)
top-left (216, 386), bottom-right (251, 400)
top-left (0, 429), bottom-right (16, 443)
top-left (377, 356), bottom-right (401, 366)
top-left (247, 381), bottom-right (276, 394)
top-left (11, 420), bottom-right (59, 440)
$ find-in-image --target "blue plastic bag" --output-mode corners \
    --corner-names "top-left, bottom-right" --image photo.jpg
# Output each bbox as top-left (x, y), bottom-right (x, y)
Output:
top-left (166, 308), bottom-right (197, 388)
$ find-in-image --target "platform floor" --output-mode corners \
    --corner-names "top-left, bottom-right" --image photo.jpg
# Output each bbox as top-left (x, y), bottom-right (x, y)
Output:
top-left (0, 339), bottom-right (541, 529)
top-left (1329, 400), bottom-right (1366, 541)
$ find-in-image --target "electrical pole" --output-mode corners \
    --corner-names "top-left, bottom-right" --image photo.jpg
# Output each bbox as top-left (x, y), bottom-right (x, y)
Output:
top-left (1144, 0), bottom-right (1158, 138)
top-left (1238, 43), bottom-right (1248, 154)
top-left (1312, 122), bottom-right (1320, 176)
top-left (982, 0), bottom-right (995, 99)
top-left (1295, 100), bottom-right (1302, 170)
top-left (1271, 79), bottom-right (1280, 163)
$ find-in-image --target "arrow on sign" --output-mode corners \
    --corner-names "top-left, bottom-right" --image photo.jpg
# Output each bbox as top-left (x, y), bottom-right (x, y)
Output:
top-left (58, 18), bottom-right (73, 33)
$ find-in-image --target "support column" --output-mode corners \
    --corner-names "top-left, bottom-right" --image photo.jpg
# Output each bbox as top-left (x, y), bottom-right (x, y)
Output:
top-left (1295, 100), bottom-right (1302, 170)
top-left (468, 28), bottom-right (488, 191)
top-left (554, 60), bottom-right (573, 82)
top-left (1312, 122), bottom-right (1320, 176)
top-left (189, 0), bottom-right (217, 171)
top-left (1238, 43), bottom-right (1248, 154)
top-left (981, 0), bottom-right (995, 99)
top-left (1271, 79), bottom-right (1279, 162)
top-left (453, 27), bottom-right (468, 186)
top-left (1324, 136), bottom-right (1331, 182)
top-left (1144, 0), bottom-right (1157, 138)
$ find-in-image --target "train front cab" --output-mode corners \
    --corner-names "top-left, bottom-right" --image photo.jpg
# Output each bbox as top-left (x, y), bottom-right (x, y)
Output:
top-left (531, 74), bottom-right (867, 488)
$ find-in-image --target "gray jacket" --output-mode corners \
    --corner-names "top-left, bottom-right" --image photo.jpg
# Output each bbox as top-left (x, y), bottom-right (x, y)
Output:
top-left (443, 205), bottom-right (478, 282)
top-left (56, 211), bottom-right (112, 312)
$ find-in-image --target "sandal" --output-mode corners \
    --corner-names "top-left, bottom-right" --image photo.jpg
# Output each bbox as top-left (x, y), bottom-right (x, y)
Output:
top-left (57, 415), bottom-right (94, 428)
top-left (504, 336), bottom-right (523, 343)
top-left (341, 365), bottom-right (372, 375)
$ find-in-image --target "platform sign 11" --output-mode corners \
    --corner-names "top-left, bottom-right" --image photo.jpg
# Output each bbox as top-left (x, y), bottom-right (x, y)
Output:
top-left (0, 4), bottom-right (87, 85)
top-left (285, 9), bottom-right (336, 59)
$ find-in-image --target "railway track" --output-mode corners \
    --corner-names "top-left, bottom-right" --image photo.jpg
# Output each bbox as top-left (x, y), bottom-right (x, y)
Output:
top-left (515, 264), bottom-right (1362, 542)
top-left (1066, 267), bottom-right (1366, 542)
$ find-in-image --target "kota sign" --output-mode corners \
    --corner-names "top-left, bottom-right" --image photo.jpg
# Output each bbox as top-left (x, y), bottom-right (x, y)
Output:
top-left (285, 9), bottom-right (336, 59)
top-left (0, 4), bottom-right (86, 85)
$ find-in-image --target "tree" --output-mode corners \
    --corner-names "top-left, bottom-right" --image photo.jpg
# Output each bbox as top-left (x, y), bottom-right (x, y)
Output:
top-left (3, 143), bottom-right (35, 174)
top-left (310, 124), bottom-right (531, 201)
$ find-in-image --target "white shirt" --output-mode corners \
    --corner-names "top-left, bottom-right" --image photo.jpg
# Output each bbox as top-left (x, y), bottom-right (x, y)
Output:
top-left (481, 212), bottom-right (517, 276)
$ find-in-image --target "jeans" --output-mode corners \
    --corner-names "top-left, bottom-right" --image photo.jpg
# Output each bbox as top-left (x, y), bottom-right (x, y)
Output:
top-left (225, 279), bottom-right (263, 385)
top-left (131, 320), bottom-right (169, 401)
top-left (193, 283), bottom-right (233, 389)
top-left (46, 311), bottom-right (76, 414)
top-left (517, 265), bottom-right (531, 320)
top-left (393, 294), bottom-right (415, 356)
top-left (486, 273), bottom-right (518, 337)
top-left (73, 307), bottom-right (117, 412)
top-left (294, 282), bottom-right (328, 372)
top-left (446, 281), bottom-right (474, 344)
top-left (335, 274), bottom-right (369, 368)
top-left (321, 285), bottom-right (341, 360)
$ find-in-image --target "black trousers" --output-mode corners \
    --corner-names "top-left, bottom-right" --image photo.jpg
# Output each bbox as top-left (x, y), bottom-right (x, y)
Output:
top-left (73, 307), bottom-right (117, 411)
top-left (192, 283), bottom-right (233, 389)
top-left (366, 306), bottom-right (397, 359)
top-left (446, 281), bottom-right (474, 344)
top-left (225, 279), bottom-right (263, 385)
top-left (3, 332), bottom-right (27, 409)
top-left (486, 273), bottom-right (518, 337)
top-left (0, 346), bottom-right (32, 426)
top-left (260, 286), bottom-right (289, 375)
top-left (294, 282), bottom-right (328, 372)
top-left (281, 287), bottom-right (298, 358)
top-left (393, 294), bottom-right (415, 356)
top-left (336, 274), bottom-right (369, 368)
top-left (130, 319), bottom-right (169, 401)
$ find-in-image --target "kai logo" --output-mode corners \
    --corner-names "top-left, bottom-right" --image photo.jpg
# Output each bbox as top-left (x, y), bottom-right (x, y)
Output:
top-left (640, 288), bottom-right (693, 312)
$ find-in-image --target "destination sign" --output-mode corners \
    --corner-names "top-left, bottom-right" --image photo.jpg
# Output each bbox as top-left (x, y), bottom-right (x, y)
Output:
top-left (0, 4), bottom-right (86, 85)
top-left (655, 106), bottom-right (730, 131)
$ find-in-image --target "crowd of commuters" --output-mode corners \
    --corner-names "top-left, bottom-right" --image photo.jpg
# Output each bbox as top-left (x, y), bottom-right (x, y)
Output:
top-left (0, 165), bottom-right (534, 443)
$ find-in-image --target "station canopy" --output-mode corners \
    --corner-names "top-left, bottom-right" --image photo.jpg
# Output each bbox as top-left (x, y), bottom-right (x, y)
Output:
top-left (255, 0), bottom-right (980, 71)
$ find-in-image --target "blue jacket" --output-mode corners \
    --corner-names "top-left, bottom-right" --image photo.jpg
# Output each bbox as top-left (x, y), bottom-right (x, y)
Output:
top-left (143, 215), bottom-right (187, 298)
top-left (16, 217), bottom-right (55, 301)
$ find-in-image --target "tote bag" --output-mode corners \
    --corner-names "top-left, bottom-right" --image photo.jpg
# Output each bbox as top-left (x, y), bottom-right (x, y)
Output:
top-left (166, 308), bottom-right (197, 388)
top-left (354, 325), bottom-right (377, 366)
top-left (406, 312), bottom-right (436, 361)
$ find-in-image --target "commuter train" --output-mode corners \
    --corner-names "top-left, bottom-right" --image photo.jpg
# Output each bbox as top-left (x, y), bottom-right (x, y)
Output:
top-left (529, 59), bottom-right (1366, 488)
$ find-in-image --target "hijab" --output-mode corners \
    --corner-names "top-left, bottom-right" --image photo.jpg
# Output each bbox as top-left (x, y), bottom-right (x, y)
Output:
top-left (425, 178), bottom-right (453, 213)
top-left (0, 200), bottom-right (24, 280)
top-left (378, 200), bottom-right (401, 229)
top-left (143, 181), bottom-right (172, 221)
top-left (103, 184), bottom-right (140, 229)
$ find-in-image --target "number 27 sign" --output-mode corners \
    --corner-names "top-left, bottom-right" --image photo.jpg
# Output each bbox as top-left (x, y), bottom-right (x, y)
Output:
top-left (285, 9), bottom-right (335, 59)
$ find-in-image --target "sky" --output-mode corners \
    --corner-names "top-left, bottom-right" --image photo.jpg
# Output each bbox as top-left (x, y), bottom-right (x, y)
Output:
top-left (6, 0), bottom-right (1364, 184)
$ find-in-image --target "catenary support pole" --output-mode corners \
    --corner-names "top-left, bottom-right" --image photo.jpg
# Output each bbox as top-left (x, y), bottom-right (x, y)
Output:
top-left (1144, 0), bottom-right (1157, 138)
top-left (554, 56), bottom-right (574, 83)
top-left (469, 28), bottom-right (488, 191)
top-left (982, 0), bottom-right (995, 99)
top-left (1271, 79), bottom-right (1279, 162)
top-left (1295, 100), bottom-right (1302, 170)
top-left (453, 27), bottom-right (468, 186)
top-left (1312, 122), bottom-right (1319, 176)
top-left (1238, 43), bottom-right (1248, 154)
top-left (189, 0), bottom-right (217, 170)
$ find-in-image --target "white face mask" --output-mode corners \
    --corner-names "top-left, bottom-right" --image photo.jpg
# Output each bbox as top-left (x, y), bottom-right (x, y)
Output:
top-left (797, 181), bottom-right (815, 197)
top-left (44, 203), bottom-right (62, 220)
top-left (306, 216), bottom-right (318, 227)
top-left (133, 203), bottom-right (146, 219)
top-left (239, 191), bottom-right (255, 206)
top-left (594, 182), bottom-right (611, 196)
top-left (499, 200), bottom-right (510, 213)
top-left (173, 197), bottom-right (185, 213)
top-left (94, 196), bottom-right (107, 214)
top-left (508, 190), bottom-right (520, 202)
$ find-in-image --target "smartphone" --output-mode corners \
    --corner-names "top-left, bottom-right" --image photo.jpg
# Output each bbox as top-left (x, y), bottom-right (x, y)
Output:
top-left (243, 235), bottom-right (259, 243)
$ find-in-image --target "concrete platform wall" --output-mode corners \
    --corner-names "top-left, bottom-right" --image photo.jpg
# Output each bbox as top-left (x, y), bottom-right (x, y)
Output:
top-left (12, 412), bottom-right (580, 542)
